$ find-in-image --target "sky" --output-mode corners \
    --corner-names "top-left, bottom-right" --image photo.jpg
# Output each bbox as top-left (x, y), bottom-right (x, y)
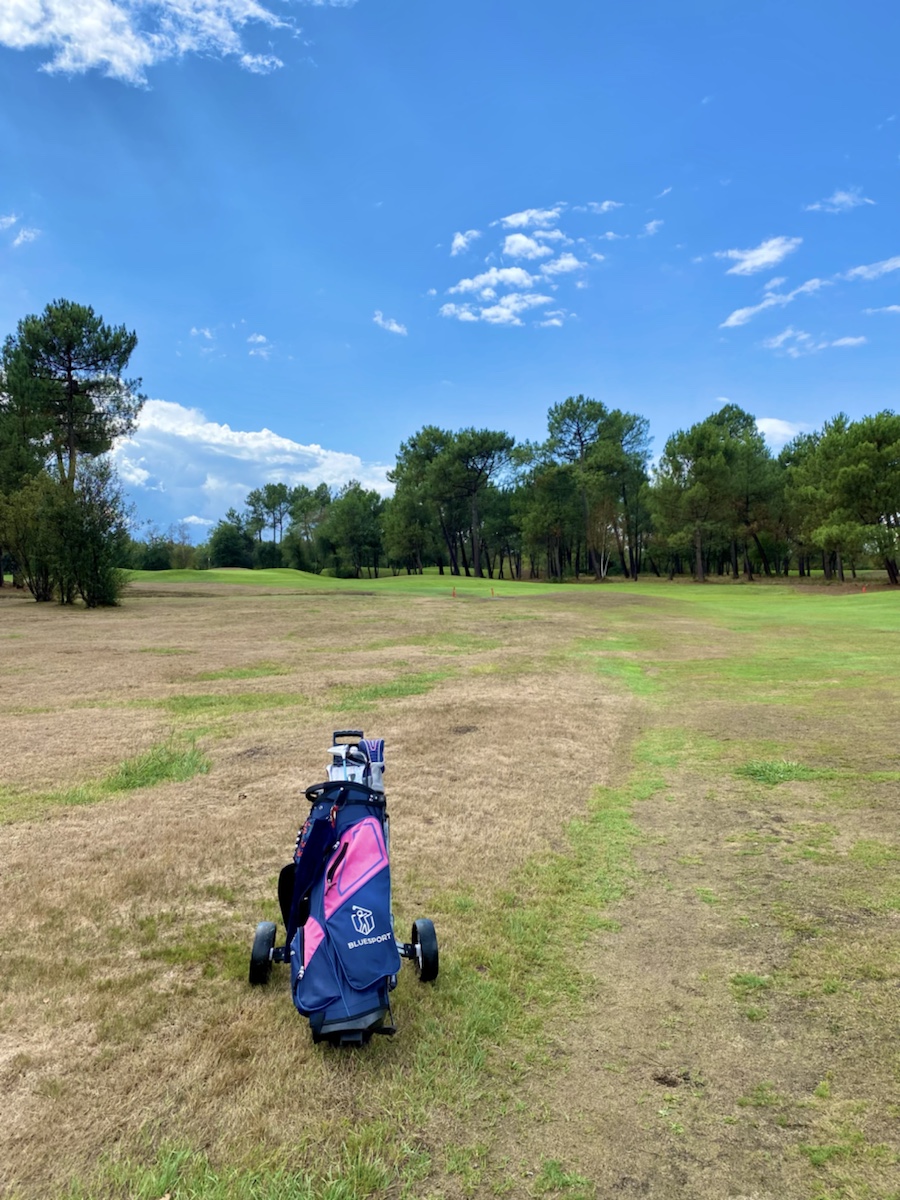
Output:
top-left (1, 0), bottom-right (898, 538)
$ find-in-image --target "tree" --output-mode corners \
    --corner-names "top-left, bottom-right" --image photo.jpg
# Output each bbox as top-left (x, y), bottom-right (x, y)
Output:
top-left (2, 299), bottom-right (144, 489)
top-left (319, 481), bottom-right (384, 577)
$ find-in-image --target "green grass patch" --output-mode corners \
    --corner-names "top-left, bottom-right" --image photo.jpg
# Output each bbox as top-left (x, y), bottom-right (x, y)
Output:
top-left (139, 646), bottom-right (193, 656)
top-left (0, 741), bottom-right (209, 823)
top-left (158, 691), bottom-right (308, 719)
top-left (329, 671), bottom-right (451, 712)
top-left (193, 662), bottom-right (289, 681)
top-left (735, 759), bottom-right (827, 786)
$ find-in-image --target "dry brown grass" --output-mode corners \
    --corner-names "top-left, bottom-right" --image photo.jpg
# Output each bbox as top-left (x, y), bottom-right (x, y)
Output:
top-left (0, 580), bottom-right (633, 1196)
top-left (2, 578), bottom-right (898, 1199)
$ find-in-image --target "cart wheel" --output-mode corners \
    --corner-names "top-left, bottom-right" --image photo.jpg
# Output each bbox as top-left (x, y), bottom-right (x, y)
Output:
top-left (249, 921), bottom-right (277, 985)
top-left (411, 918), bottom-right (439, 983)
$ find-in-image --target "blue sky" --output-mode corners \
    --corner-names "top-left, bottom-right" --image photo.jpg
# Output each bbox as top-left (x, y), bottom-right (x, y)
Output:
top-left (1, 0), bottom-right (898, 537)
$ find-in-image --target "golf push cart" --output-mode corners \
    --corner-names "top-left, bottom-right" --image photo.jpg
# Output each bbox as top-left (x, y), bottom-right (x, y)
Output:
top-left (248, 731), bottom-right (439, 1046)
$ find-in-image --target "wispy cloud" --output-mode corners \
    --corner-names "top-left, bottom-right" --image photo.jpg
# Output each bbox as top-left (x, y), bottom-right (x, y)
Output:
top-left (656, 186), bottom-right (672, 198)
top-left (715, 236), bottom-right (802, 276)
top-left (598, 231), bottom-right (627, 241)
top-left (762, 327), bottom-right (866, 357)
top-left (502, 233), bottom-right (553, 260)
top-left (843, 255), bottom-right (900, 281)
top-left (248, 332), bottom-right (271, 358)
top-left (190, 326), bottom-right (214, 340)
top-left (641, 219), bottom-right (664, 237)
top-left (0, 0), bottom-right (296, 85)
top-left (12, 227), bottom-right (40, 246)
top-left (496, 206), bottom-right (564, 229)
top-left (720, 278), bottom-right (826, 328)
top-left (587, 200), bottom-right (622, 214)
top-left (804, 187), bottom-right (875, 214)
top-left (450, 229), bottom-right (481, 255)
top-left (247, 333), bottom-right (267, 344)
top-left (0, 213), bottom-right (18, 231)
top-left (864, 304), bottom-right (900, 314)
top-left (373, 311), bottom-right (408, 335)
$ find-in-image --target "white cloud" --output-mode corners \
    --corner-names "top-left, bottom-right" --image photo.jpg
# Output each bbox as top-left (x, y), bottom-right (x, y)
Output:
top-left (598, 231), bottom-right (627, 241)
top-left (844, 255), bottom-right (900, 281)
top-left (448, 266), bottom-right (535, 296)
top-left (720, 278), bottom-right (826, 328)
top-left (502, 233), bottom-right (553, 260)
top-left (0, 213), bottom-right (17, 230)
top-left (642, 219), bottom-right (664, 237)
top-left (373, 311), bottom-right (407, 335)
top-left (239, 53), bottom-right (282, 75)
top-left (479, 293), bottom-right (553, 326)
top-left (756, 417), bottom-right (811, 449)
top-left (540, 252), bottom-right (586, 276)
top-left (656, 187), bottom-right (672, 198)
top-left (247, 333), bottom-right (267, 344)
top-left (183, 514), bottom-right (214, 527)
top-left (805, 187), bottom-right (875, 214)
top-left (589, 253), bottom-right (606, 262)
top-left (190, 327), bottom-right (214, 339)
top-left (575, 280), bottom-right (589, 289)
top-left (497, 206), bottom-right (564, 229)
top-left (12, 227), bottom-right (39, 246)
top-left (0, 0), bottom-right (295, 85)
top-left (715, 236), bottom-right (802, 276)
top-left (426, 287), bottom-right (437, 297)
top-left (587, 200), bottom-right (622, 214)
top-left (111, 398), bottom-right (392, 525)
top-left (533, 229), bottom-right (572, 243)
top-left (763, 277), bottom-right (786, 290)
top-left (864, 304), bottom-right (900, 314)
top-left (439, 303), bottom-right (479, 322)
top-left (439, 292), bottom-right (553, 327)
top-left (450, 229), bottom-right (481, 255)
top-left (762, 327), bottom-right (867, 357)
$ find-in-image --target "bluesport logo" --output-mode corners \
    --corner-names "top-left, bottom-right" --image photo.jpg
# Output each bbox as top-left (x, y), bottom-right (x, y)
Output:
top-left (351, 905), bottom-right (375, 936)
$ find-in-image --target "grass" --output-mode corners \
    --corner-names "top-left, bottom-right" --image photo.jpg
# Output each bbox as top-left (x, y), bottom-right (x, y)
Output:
top-left (0, 740), bottom-right (209, 822)
top-left (3, 574), bottom-right (900, 1198)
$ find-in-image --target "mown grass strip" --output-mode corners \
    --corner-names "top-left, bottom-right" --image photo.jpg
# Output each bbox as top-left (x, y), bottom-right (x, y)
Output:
top-left (329, 671), bottom-right (452, 712)
top-left (158, 691), bottom-right (308, 718)
top-left (193, 663), bottom-right (290, 681)
top-left (0, 741), bottom-right (209, 823)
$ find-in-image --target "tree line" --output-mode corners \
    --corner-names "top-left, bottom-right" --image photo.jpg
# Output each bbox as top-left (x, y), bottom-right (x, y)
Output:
top-left (175, 397), bottom-right (900, 585)
top-left (3, 299), bottom-right (899, 601)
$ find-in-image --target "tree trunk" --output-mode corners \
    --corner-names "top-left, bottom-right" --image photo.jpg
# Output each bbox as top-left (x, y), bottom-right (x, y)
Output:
top-left (823, 551), bottom-right (833, 581)
top-left (694, 527), bottom-right (705, 582)
top-left (885, 556), bottom-right (899, 586)
top-left (742, 545), bottom-right (754, 581)
top-left (751, 532), bottom-right (772, 576)
top-left (458, 534), bottom-right (471, 576)
top-left (470, 496), bottom-right (482, 577)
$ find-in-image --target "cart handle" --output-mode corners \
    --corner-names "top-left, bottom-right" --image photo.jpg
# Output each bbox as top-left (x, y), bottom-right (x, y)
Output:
top-left (332, 729), bottom-right (364, 742)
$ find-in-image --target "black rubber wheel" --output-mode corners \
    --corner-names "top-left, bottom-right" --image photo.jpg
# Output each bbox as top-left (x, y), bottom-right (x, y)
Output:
top-left (411, 918), bottom-right (439, 983)
top-left (249, 921), bottom-right (277, 985)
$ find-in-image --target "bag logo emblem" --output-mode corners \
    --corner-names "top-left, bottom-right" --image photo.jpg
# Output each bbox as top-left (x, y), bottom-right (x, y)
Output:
top-left (351, 906), bottom-right (376, 936)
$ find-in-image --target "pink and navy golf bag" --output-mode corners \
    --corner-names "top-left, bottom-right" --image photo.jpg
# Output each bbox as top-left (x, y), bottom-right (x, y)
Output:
top-left (249, 732), bottom-right (438, 1047)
